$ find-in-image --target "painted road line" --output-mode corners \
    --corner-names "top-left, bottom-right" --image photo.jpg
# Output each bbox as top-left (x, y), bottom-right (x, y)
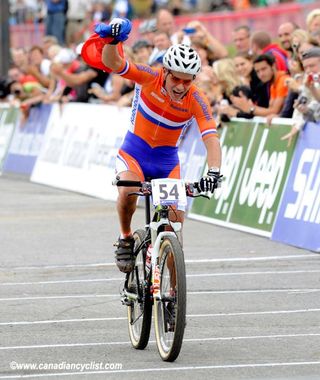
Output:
top-left (0, 289), bottom-right (320, 302)
top-left (2, 269), bottom-right (320, 286)
top-left (0, 254), bottom-right (318, 271)
top-left (1, 333), bottom-right (320, 351)
top-left (0, 308), bottom-right (320, 326)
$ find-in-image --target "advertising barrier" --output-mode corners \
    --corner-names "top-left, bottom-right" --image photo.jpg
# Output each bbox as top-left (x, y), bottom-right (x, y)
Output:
top-left (272, 122), bottom-right (320, 252)
top-left (0, 99), bottom-right (316, 252)
top-left (189, 118), bottom-right (297, 237)
top-left (31, 103), bottom-right (129, 201)
top-left (178, 120), bottom-right (206, 182)
top-left (3, 103), bottom-right (52, 175)
top-left (0, 105), bottom-right (19, 175)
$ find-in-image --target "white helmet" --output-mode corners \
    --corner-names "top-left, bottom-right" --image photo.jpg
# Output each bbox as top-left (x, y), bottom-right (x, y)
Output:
top-left (163, 44), bottom-right (201, 75)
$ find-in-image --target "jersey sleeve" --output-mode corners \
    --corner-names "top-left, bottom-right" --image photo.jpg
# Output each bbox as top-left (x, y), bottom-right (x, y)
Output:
top-left (271, 73), bottom-right (289, 100)
top-left (115, 59), bottom-right (160, 85)
top-left (190, 89), bottom-right (218, 141)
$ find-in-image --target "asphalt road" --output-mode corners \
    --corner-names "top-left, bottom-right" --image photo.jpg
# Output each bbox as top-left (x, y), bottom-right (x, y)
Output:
top-left (0, 174), bottom-right (320, 380)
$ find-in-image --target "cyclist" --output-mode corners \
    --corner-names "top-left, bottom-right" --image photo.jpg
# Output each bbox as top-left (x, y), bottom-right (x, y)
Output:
top-left (91, 18), bottom-right (222, 273)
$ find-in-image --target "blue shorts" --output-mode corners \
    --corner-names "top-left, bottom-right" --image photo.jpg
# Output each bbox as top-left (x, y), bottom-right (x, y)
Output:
top-left (116, 131), bottom-right (181, 180)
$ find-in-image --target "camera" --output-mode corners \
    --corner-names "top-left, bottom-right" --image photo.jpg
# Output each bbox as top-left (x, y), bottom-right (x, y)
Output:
top-left (308, 73), bottom-right (319, 82)
top-left (297, 94), bottom-right (308, 105)
top-left (183, 27), bottom-right (196, 35)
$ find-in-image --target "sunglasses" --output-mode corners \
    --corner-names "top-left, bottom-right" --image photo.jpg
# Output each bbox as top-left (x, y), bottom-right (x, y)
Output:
top-left (168, 71), bottom-right (193, 86)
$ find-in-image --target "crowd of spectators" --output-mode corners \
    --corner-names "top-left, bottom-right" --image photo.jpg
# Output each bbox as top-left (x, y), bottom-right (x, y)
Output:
top-left (1, 1), bottom-right (320, 141)
top-left (8, 0), bottom-right (295, 26)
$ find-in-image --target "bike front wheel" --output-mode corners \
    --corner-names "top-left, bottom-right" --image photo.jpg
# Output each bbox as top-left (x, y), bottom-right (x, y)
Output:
top-left (154, 234), bottom-right (186, 362)
top-left (127, 229), bottom-right (152, 349)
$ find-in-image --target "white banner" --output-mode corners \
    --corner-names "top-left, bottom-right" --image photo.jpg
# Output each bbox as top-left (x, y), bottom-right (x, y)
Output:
top-left (0, 105), bottom-right (20, 175)
top-left (31, 103), bottom-right (130, 201)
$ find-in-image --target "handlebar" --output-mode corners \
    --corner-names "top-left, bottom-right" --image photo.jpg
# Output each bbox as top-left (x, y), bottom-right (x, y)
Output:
top-left (112, 178), bottom-right (210, 199)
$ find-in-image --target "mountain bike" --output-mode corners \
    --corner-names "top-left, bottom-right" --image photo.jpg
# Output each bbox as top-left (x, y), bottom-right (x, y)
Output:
top-left (114, 177), bottom-right (207, 362)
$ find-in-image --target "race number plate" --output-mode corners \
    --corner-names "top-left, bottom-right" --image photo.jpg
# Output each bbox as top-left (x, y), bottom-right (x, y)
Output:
top-left (151, 178), bottom-right (187, 206)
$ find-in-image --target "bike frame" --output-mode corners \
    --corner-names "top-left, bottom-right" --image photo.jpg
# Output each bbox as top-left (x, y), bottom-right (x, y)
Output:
top-left (142, 195), bottom-right (182, 301)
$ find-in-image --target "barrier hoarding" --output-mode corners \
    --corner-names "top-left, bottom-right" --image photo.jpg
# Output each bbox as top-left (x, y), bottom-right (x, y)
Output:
top-left (178, 120), bottom-right (206, 182)
top-left (3, 103), bottom-right (52, 175)
top-left (31, 103), bottom-right (129, 201)
top-left (0, 105), bottom-right (19, 175)
top-left (272, 122), bottom-right (320, 252)
top-left (189, 118), bottom-right (297, 236)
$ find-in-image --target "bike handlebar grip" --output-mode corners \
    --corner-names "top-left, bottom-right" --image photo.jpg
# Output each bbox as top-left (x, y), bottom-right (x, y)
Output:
top-left (114, 180), bottom-right (143, 187)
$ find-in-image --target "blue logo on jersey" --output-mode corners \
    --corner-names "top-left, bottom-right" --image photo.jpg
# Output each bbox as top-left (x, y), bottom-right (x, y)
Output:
top-left (135, 64), bottom-right (159, 77)
top-left (193, 91), bottom-right (212, 121)
top-left (131, 87), bottom-right (141, 124)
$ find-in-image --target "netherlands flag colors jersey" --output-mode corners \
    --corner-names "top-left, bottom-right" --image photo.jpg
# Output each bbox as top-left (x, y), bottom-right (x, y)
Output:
top-left (116, 60), bottom-right (218, 148)
top-left (114, 59), bottom-right (217, 181)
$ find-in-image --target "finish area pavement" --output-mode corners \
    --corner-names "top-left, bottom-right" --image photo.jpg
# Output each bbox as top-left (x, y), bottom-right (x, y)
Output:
top-left (0, 174), bottom-right (319, 380)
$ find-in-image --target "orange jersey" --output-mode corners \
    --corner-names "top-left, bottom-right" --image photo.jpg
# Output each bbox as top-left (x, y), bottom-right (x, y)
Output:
top-left (115, 59), bottom-right (218, 148)
top-left (270, 71), bottom-right (290, 101)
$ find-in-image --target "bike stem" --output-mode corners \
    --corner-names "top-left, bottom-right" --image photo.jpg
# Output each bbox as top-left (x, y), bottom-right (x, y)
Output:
top-left (145, 194), bottom-right (151, 226)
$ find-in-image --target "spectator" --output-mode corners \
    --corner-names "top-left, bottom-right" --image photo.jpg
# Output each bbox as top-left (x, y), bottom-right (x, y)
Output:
top-left (111, 0), bottom-right (133, 19)
top-left (148, 30), bottom-right (171, 65)
top-left (234, 52), bottom-right (269, 107)
top-left (232, 25), bottom-right (251, 54)
top-left (11, 0), bottom-right (28, 24)
top-left (297, 41), bottom-right (319, 62)
top-left (182, 20), bottom-right (228, 61)
top-left (194, 72), bottom-right (218, 108)
top-left (47, 44), bottom-right (63, 61)
top-left (65, 0), bottom-right (92, 46)
top-left (49, 46), bottom-right (109, 103)
top-left (231, 54), bottom-right (290, 117)
top-left (310, 29), bottom-right (320, 47)
top-left (7, 62), bottom-right (42, 96)
top-left (87, 72), bottom-right (125, 104)
top-left (130, 0), bottom-right (153, 18)
top-left (132, 40), bottom-right (153, 65)
top-left (212, 58), bottom-right (242, 101)
top-left (27, 45), bottom-right (52, 87)
top-left (42, 35), bottom-right (59, 58)
top-left (306, 9), bottom-right (320, 35)
top-left (11, 47), bottom-right (29, 71)
top-left (152, 30), bottom-right (171, 51)
top-left (282, 47), bottom-right (320, 144)
top-left (0, 78), bottom-right (13, 102)
top-left (291, 28), bottom-right (309, 52)
top-left (191, 41), bottom-right (213, 68)
top-left (156, 8), bottom-right (175, 37)
top-left (138, 18), bottom-right (157, 43)
top-left (46, 48), bottom-right (80, 102)
top-left (91, 0), bottom-right (111, 23)
top-left (45, 0), bottom-right (68, 45)
top-left (250, 30), bottom-right (289, 72)
top-left (277, 21), bottom-right (299, 57)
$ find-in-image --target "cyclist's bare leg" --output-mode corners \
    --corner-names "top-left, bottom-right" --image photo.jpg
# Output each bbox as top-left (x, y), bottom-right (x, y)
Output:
top-left (117, 170), bottom-right (141, 237)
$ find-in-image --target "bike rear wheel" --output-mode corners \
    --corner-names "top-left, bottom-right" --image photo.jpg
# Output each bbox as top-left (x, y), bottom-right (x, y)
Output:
top-left (154, 234), bottom-right (186, 362)
top-left (127, 229), bottom-right (152, 349)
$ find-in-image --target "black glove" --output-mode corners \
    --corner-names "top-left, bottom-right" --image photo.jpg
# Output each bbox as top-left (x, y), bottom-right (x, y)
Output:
top-left (198, 168), bottom-right (223, 193)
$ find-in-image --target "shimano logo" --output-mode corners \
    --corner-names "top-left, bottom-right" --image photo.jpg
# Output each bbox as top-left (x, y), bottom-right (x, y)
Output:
top-left (151, 92), bottom-right (165, 103)
top-left (193, 91), bottom-right (212, 121)
top-left (135, 65), bottom-right (158, 76)
top-left (284, 148), bottom-right (320, 223)
top-left (130, 87), bottom-right (140, 124)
